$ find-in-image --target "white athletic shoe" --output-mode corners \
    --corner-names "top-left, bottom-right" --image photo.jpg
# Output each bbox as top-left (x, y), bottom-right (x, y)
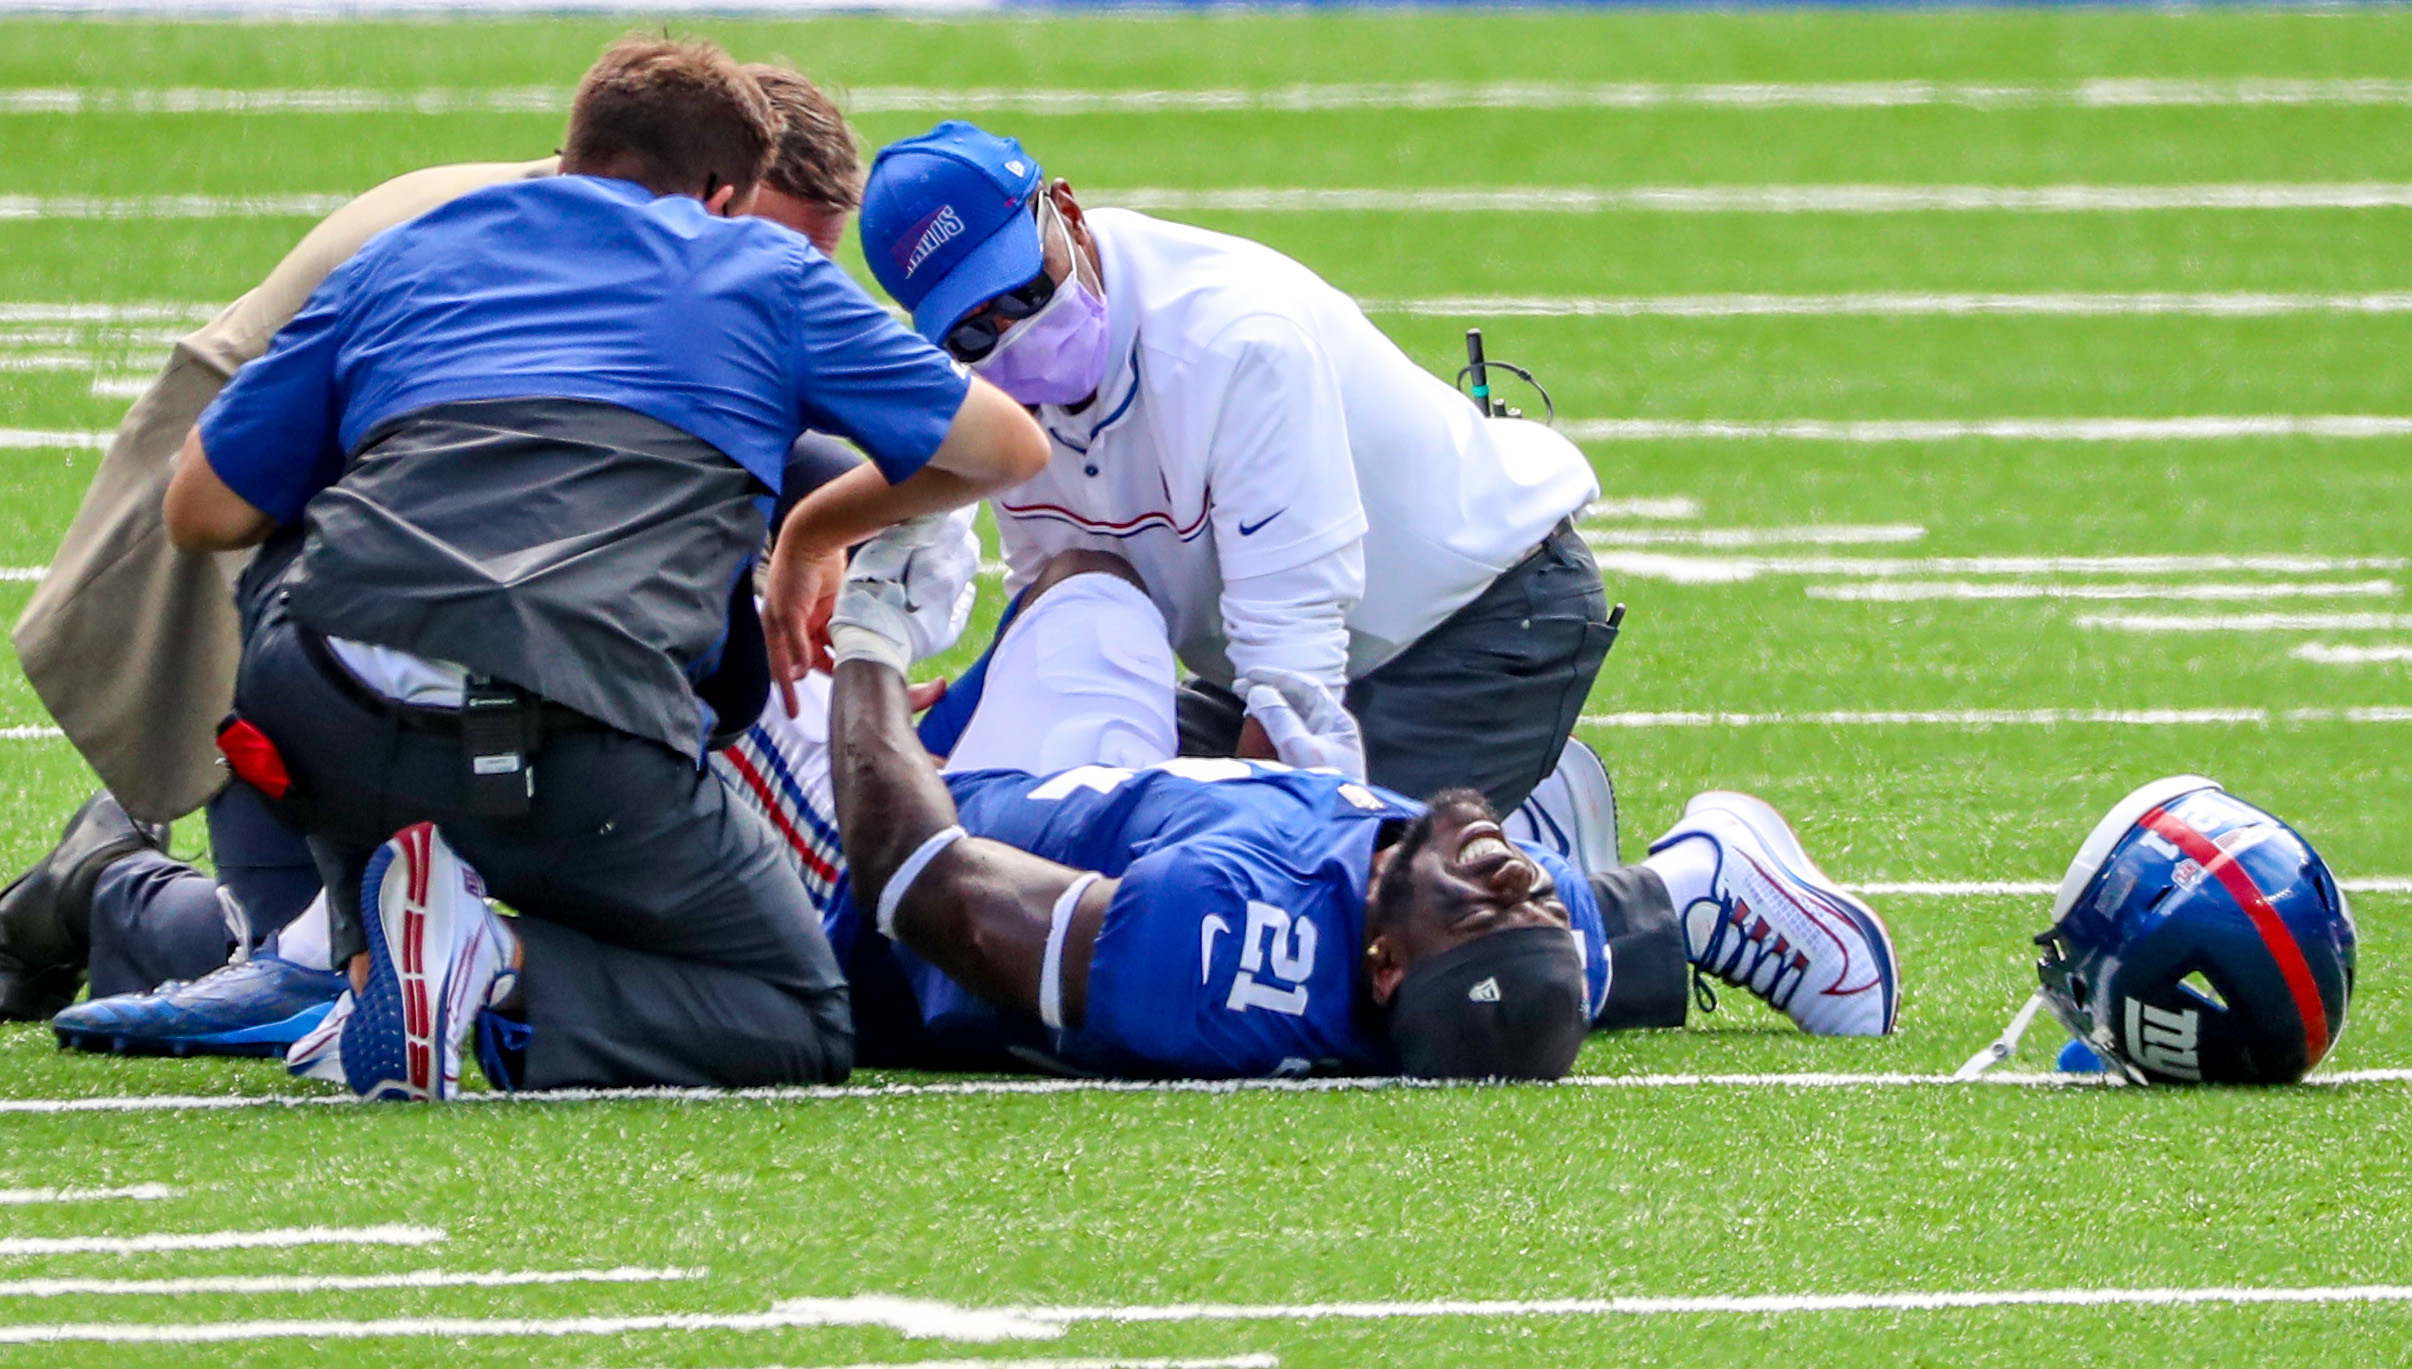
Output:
top-left (1504, 739), bottom-right (1619, 877)
top-left (285, 824), bottom-right (514, 1100)
top-left (1648, 792), bottom-right (1900, 1037)
top-left (284, 989), bottom-right (354, 1085)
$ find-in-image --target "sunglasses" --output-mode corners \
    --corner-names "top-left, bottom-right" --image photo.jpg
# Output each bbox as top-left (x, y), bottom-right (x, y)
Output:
top-left (943, 267), bottom-right (1057, 364)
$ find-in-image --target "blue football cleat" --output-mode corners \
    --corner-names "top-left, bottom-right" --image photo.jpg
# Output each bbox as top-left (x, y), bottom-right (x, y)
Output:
top-left (52, 954), bottom-right (347, 1058)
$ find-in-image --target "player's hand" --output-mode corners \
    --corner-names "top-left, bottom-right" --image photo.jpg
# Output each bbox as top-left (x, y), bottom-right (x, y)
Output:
top-left (764, 533), bottom-right (846, 717)
top-left (827, 509), bottom-right (982, 675)
top-left (1236, 667), bottom-right (1367, 780)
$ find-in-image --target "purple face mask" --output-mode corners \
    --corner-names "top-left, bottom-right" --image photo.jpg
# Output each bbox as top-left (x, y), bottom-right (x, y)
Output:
top-left (971, 206), bottom-right (1112, 408)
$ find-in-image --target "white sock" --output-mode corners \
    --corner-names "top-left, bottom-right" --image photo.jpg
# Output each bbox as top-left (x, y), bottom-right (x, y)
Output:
top-left (273, 893), bottom-right (336, 972)
top-left (483, 912), bottom-right (522, 1006)
top-left (1640, 834), bottom-right (1720, 916)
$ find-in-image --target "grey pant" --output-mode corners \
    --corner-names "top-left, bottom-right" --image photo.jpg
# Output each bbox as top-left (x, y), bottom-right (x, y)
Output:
top-left (1179, 521), bottom-right (1617, 813)
top-left (87, 780), bottom-right (320, 998)
top-left (234, 600), bottom-right (851, 1090)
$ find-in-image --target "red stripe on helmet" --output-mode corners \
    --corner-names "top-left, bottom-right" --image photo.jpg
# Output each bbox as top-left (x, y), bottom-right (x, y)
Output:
top-left (2140, 806), bottom-right (2331, 1067)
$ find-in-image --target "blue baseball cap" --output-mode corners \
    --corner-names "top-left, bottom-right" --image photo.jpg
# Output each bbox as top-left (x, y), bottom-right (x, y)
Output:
top-left (861, 120), bottom-right (1045, 345)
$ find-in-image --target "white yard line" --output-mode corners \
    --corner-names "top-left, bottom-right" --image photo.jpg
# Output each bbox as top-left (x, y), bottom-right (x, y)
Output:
top-left (0, 330), bottom-right (181, 349)
top-left (0, 568), bottom-right (50, 582)
top-left (807, 1360), bottom-right (1275, 1369)
top-left (0, 1266), bottom-right (701, 1298)
top-left (0, 303), bottom-right (216, 324)
top-left (2078, 612), bottom-right (2412, 632)
top-left (27, 293), bottom-right (2412, 328)
top-left (0, 1225), bottom-right (441, 1256)
top-left (1858, 878), bottom-right (2412, 896)
top-left (1363, 291), bottom-right (2412, 318)
top-left (0, 1185), bottom-right (171, 1206)
top-left (3, 1069), bottom-right (2410, 1118)
top-left (1098, 184), bottom-right (2412, 214)
top-left (2296, 643), bottom-right (2412, 664)
top-left (0, 0), bottom-right (990, 12)
top-left (0, 728), bottom-right (65, 740)
top-left (88, 377), bottom-right (149, 399)
top-left (1591, 552), bottom-right (2408, 584)
top-left (1579, 707), bottom-right (2412, 726)
top-left (1562, 415), bottom-right (2412, 441)
top-left (17, 185), bottom-right (2412, 221)
top-left (0, 431), bottom-right (107, 450)
top-left (1857, 881), bottom-right (2059, 896)
top-left (0, 354), bottom-right (95, 372)
top-left (1582, 496), bottom-right (1701, 521)
top-left (10, 1281), bottom-right (2412, 1345)
top-left (1587, 523), bottom-right (1924, 548)
top-left (0, 195), bottom-right (349, 221)
top-left (24, 79), bottom-right (2412, 115)
top-left (777, 1360), bottom-right (1275, 1369)
top-left (982, 1283), bottom-right (2412, 1331)
top-left (0, 88), bottom-right (569, 114)
top-left (1808, 579), bottom-right (2398, 602)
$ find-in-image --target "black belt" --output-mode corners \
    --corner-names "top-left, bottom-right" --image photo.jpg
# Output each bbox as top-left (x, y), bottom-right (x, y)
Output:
top-left (296, 627), bottom-right (599, 739)
top-left (296, 627), bottom-right (602, 818)
top-left (1509, 516), bottom-right (1582, 571)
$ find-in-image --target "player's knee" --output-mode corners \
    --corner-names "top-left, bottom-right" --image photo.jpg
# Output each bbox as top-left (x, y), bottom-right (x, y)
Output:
top-left (1025, 549), bottom-right (1145, 601)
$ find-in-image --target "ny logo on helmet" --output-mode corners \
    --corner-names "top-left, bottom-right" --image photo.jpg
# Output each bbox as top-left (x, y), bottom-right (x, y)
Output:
top-left (2125, 998), bottom-right (2203, 1081)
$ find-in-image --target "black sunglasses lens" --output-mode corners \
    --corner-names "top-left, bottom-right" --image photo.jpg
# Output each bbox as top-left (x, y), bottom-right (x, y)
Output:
top-left (944, 270), bottom-right (1057, 362)
top-left (1000, 270), bottom-right (1057, 318)
top-left (945, 318), bottom-right (999, 363)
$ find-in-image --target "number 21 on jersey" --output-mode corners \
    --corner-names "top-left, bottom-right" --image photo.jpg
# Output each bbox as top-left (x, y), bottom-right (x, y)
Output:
top-left (1201, 901), bottom-right (1319, 1017)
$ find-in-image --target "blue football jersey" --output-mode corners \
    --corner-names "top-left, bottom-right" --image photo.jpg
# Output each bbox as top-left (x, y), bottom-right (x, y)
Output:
top-left (810, 754), bottom-right (1613, 1077)
top-left (1540, 848), bottom-right (1613, 1022)
top-left (956, 758), bottom-right (1421, 1077)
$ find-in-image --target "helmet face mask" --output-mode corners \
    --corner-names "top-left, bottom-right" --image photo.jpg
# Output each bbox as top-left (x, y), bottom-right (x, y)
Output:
top-left (2037, 780), bottom-right (2356, 1086)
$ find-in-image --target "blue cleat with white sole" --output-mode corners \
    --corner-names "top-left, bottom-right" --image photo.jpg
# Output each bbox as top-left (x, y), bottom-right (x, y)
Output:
top-left (1649, 791), bottom-right (1900, 1037)
top-left (286, 824), bottom-right (512, 1100)
top-left (52, 953), bottom-right (346, 1058)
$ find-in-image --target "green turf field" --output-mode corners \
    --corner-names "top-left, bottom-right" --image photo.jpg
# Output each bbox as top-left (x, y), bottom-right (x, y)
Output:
top-left (2, 7), bottom-right (2410, 1365)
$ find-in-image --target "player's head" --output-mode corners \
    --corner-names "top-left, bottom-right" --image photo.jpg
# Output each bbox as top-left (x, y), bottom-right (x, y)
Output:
top-left (744, 65), bottom-right (860, 256)
top-left (1366, 788), bottom-right (1590, 1080)
top-left (859, 122), bottom-right (1109, 404)
top-left (562, 37), bottom-right (779, 214)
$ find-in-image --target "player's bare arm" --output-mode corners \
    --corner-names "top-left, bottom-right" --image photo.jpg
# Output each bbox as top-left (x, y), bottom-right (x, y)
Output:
top-left (764, 375), bottom-right (1047, 695)
top-left (162, 428), bottom-right (276, 553)
top-left (829, 654), bottom-right (1115, 1027)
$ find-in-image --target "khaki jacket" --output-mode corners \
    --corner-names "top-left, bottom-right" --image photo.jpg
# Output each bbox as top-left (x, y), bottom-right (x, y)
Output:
top-left (11, 158), bottom-right (558, 823)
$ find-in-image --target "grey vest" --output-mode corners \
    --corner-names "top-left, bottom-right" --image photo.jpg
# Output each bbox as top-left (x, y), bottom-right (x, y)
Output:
top-left (282, 398), bottom-right (766, 759)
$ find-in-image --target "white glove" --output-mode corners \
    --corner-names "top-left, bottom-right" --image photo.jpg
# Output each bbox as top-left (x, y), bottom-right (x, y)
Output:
top-left (827, 508), bottom-right (981, 674)
top-left (1237, 666), bottom-right (1367, 780)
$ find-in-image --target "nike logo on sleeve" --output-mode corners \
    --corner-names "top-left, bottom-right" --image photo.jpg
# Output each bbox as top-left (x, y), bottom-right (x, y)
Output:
top-left (1237, 509), bottom-right (1286, 536)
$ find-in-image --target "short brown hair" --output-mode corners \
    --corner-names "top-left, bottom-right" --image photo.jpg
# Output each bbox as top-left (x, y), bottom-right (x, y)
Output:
top-left (747, 65), bottom-right (862, 213)
top-left (562, 37), bottom-right (779, 200)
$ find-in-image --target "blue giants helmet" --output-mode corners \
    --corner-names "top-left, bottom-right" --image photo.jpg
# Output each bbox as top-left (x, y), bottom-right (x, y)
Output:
top-left (2037, 776), bottom-right (2356, 1085)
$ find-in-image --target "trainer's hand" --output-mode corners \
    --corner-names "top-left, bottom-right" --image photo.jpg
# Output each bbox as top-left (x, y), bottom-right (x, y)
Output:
top-left (764, 530), bottom-right (846, 717)
top-left (1237, 667), bottom-right (1367, 780)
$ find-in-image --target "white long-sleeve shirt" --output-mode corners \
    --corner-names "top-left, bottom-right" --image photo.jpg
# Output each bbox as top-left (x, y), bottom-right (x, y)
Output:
top-left (993, 210), bottom-right (1598, 691)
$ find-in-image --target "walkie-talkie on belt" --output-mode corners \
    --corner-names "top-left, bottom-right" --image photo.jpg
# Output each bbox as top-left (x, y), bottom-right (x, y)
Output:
top-left (461, 676), bottom-right (535, 819)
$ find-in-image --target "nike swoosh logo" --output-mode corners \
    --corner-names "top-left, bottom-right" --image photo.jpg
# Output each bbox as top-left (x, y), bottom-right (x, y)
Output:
top-left (1237, 510), bottom-right (1285, 536)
